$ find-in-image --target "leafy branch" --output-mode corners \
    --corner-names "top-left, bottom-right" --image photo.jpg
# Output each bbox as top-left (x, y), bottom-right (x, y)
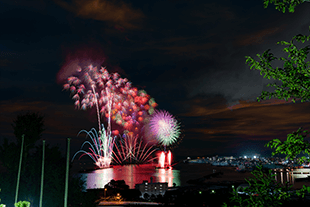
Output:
top-left (265, 127), bottom-right (310, 164)
top-left (245, 27), bottom-right (310, 103)
top-left (223, 164), bottom-right (293, 207)
top-left (263, 0), bottom-right (310, 13)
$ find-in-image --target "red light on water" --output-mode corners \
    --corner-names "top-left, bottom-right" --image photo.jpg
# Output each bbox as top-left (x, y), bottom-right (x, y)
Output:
top-left (157, 151), bottom-right (173, 168)
top-left (168, 151), bottom-right (172, 166)
top-left (159, 152), bottom-right (165, 168)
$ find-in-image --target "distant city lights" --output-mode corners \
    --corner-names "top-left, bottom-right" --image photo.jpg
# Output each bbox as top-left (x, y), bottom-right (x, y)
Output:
top-left (242, 155), bottom-right (259, 159)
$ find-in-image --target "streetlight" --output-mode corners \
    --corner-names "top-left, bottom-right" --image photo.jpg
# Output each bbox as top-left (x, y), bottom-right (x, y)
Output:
top-left (116, 193), bottom-right (120, 201)
top-left (104, 188), bottom-right (107, 198)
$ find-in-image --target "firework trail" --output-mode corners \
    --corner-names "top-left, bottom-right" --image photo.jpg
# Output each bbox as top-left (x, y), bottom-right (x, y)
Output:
top-left (63, 64), bottom-right (158, 137)
top-left (148, 110), bottom-right (181, 147)
top-left (112, 133), bottom-right (157, 165)
top-left (71, 124), bottom-right (116, 168)
top-left (63, 64), bottom-right (158, 167)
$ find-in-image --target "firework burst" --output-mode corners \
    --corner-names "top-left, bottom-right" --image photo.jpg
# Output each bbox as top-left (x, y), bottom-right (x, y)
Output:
top-left (112, 133), bottom-right (157, 165)
top-left (148, 110), bottom-right (181, 146)
top-left (71, 124), bottom-right (116, 168)
top-left (62, 63), bottom-right (159, 167)
top-left (62, 64), bottom-right (158, 136)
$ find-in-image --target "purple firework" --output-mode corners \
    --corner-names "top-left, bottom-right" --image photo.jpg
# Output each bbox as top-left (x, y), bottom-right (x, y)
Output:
top-left (148, 110), bottom-right (181, 146)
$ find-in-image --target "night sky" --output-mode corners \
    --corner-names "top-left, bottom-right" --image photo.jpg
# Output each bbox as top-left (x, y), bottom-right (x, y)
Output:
top-left (1, 0), bottom-right (310, 162)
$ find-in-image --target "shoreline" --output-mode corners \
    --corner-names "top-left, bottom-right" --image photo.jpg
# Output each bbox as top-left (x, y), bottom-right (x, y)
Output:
top-left (70, 161), bottom-right (310, 191)
top-left (178, 163), bottom-right (310, 190)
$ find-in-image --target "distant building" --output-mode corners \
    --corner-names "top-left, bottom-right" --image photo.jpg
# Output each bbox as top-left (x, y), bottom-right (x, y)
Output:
top-left (135, 176), bottom-right (168, 199)
top-left (223, 156), bottom-right (234, 160)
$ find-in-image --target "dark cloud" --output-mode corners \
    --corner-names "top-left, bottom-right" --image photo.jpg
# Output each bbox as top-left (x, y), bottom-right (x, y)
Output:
top-left (1, 0), bottom-right (310, 159)
top-left (54, 0), bottom-right (145, 30)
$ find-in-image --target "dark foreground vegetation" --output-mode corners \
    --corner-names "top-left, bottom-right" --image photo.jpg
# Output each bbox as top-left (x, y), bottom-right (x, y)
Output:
top-left (0, 141), bottom-right (98, 207)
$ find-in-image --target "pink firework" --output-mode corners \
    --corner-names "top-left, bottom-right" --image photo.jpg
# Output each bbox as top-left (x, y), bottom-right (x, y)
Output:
top-left (62, 64), bottom-right (159, 167)
top-left (112, 133), bottom-right (157, 165)
top-left (63, 64), bottom-right (158, 137)
top-left (110, 88), bottom-right (158, 136)
top-left (147, 110), bottom-right (181, 146)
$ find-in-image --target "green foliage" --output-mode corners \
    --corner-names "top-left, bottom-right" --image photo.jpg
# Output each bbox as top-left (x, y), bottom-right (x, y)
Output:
top-left (0, 192), bottom-right (31, 207)
top-left (245, 27), bottom-right (310, 103)
top-left (223, 164), bottom-right (294, 207)
top-left (295, 185), bottom-right (310, 198)
top-left (0, 113), bottom-right (98, 207)
top-left (235, 0), bottom-right (310, 206)
top-left (14, 201), bottom-right (30, 207)
top-left (0, 143), bottom-right (67, 206)
top-left (265, 127), bottom-right (310, 164)
top-left (0, 142), bottom-right (97, 207)
top-left (263, 0), bottom-right (308, 13)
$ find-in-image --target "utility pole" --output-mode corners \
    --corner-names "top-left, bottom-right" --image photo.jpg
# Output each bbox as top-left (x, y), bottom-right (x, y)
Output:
top-left (15, 134), bottom-right (24, 204)
top-left (39, 140), bottom-right (45, 207)
top-left (64, 138), bottom-right (70, 207)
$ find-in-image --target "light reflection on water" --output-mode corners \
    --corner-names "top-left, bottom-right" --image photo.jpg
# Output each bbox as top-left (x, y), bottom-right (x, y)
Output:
top-left (76, 163), bottom-right (308, 192)
top-left (78, 163), bottom-right (181, 191)
top-left (273, 168), bottom-right (310, 186)
top-left (273, 170), bottom-right (293, 186)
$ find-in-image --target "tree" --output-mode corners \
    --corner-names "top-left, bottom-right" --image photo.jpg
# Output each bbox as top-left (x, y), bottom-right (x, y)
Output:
top-left (0, 142), bottom-right (97, 207)
top-left (150, 194), bottom-right (156, 201)
top-left (0, 137), bottom-right (20, 173)
top-left (245, 30), bottom-right (310, 103)
top-left (245, 2), bottom-right (310, 166)
top-left (104, 179), bottom-right (129, 191)
top-left (245, 0), bottom-right (310, 160)
top-left (144, 193), bottom-right (150, 200)
top-left (223, 1), bottom-right (310, 206)
top-left (11, 111), bottom-right (46, 173)
top-left (263, 0), bottom-right (310, 13)
top-left (265, 127), bottom-right (310, 164)
top-left (14, 201), bottom-right (30, 207)
top-left (11, 111), bottom-right (46, 150)
top-left (223, 164), bottom-right (294, 207)
top-left (1, 112), bottom-right (97, 207)
top-left (244, 23), bottom-right (310, 199)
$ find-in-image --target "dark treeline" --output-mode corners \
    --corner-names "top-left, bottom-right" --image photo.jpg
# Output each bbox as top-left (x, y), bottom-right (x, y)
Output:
top-left (0, 140), bottom-right (98, 207)
top-left (0, 111), bottom-right (97, 207)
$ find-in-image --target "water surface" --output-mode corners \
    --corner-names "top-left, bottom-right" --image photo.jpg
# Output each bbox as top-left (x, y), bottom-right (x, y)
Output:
top-left (77, 163), bottom-right (181, 190)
